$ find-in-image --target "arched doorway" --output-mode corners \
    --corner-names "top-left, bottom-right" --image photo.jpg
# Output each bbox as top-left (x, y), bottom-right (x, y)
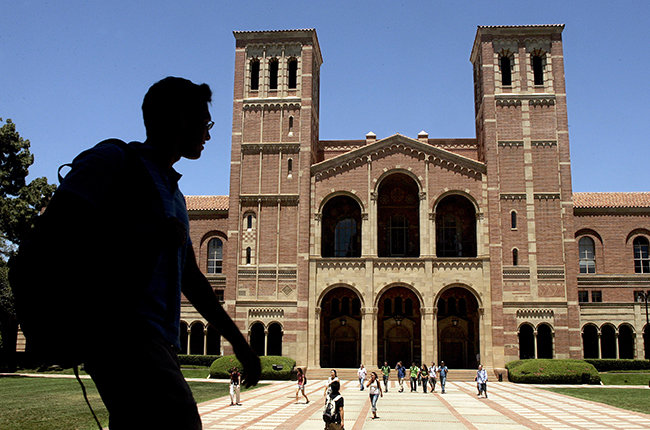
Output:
top-left (320, 286), bottom-right (362, 368)
top-left (250, 322), bottom-right (265, 356)
top-left (377, 173), bottom-right (420, 257)
top-left (518, 323), bottom-right (535, 359)
top-left (600, 324), bottom-right (616, 359)
top-left (618, 324), bottom-right (635, 359)
top-left (536, 323), bottom-right (553, 358)
top-left (437, 286), bottom-right (479, 368)
top-left (377, 286), bottom-right (421, 366)
top-left (267, 322), bottom-right (283, 356)
top-left (582, 324), bottom-right (599, 358)
top-left (190, 322), bottom-right (205, 355)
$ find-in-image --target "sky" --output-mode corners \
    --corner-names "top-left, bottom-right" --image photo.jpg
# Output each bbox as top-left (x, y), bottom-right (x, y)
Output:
top-left (2, 0), bottom-right (649, 197)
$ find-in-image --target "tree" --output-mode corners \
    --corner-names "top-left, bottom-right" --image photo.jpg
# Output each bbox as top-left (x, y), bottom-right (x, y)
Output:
top-left (0, 118), bottom-right (56, 370)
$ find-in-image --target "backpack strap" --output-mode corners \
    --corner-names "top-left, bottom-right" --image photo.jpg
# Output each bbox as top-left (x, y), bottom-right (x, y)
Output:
top-left (57, 138), bottom-right (131, 184)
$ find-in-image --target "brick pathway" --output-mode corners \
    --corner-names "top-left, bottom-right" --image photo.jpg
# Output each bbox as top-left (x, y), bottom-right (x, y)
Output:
top-left (197, 380), bottom-right (650, 430)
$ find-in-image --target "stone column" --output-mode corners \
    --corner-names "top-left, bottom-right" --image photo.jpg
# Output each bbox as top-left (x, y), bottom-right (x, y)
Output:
top-left (421, 306), bottom-right (435, 364)
top-left (432, 307), bottom-right (439, 363)
top-left (361, 307), bottom-right (375, 366)
top-left (615, 329), bottom-right (619, 359)
top-left (314, 307), bottom-right (321, 367)
top-left (264, 329), bottom-right (269, 356)
top-left (598, 331), bottom-right (602, 359)
top-left (204, 326), bottom-right (208, 356)
top-left (186, 328), bottom-right (191, 355)
top-left (533, 329), bottom-right (538, 359)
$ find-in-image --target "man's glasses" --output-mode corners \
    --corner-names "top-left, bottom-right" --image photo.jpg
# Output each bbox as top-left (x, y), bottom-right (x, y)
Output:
top-left (205, 121), bottom-right (214, 131)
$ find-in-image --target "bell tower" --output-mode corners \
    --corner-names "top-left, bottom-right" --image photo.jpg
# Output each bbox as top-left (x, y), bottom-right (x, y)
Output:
top-left (225, 30), bottom-right (322, 361)
top-left (470, 25), bottom-right (581, 362)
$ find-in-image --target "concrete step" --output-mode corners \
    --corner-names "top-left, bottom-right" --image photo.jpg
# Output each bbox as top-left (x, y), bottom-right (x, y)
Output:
top-left (301, 367), bottom-right (480, 382)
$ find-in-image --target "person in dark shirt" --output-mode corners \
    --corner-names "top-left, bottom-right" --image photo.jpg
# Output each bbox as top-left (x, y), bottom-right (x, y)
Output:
top-left (230, 367), bottom-right (242, 405)
top-left (326, 380), bottom-right (344, 430)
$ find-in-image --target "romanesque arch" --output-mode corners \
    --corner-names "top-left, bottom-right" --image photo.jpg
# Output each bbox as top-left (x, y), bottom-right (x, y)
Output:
top-left (376, 285), bottom-right (422, 366)
top-left (436, 286), bottom-right (480, 368)
top-left (190, 322), bottom-right (205, 355)
top-left (319, 286), bottom-right (362, 368)
top-left (518, 323), bottom-right (535, 359)
top-left (321, 194), bottom-right (363, 257)
top-left (206, 323), bottom-right (221, 355)
top-left (582, 323), bottom-right (599, 358)
top-left (376, 172), bottom-right (420, 257)
top-left (249, 321), bottom-right (265, 357)
top-left (267, 322), bottom-right (283, 356)
top-left (536, 323), bottom-right (554, 358)
top-left (600, 324), bottom-right (617, 359)
top-left (435, 194), bottom-right (477, 257)
top-left (618, 323), bottom-right (635, 359)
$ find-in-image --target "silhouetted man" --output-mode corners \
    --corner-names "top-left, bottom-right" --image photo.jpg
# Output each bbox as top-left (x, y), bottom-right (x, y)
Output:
top-left (55, 77), bottom-right (260, 429)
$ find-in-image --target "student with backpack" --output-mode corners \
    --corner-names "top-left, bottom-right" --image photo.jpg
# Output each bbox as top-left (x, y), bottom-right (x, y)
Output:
top-left (323, 380), bottom-right (344, 430)
top-left (296, 367), bottom-right (310, 404)
top-left (9, 77), bottom-right (261, 430)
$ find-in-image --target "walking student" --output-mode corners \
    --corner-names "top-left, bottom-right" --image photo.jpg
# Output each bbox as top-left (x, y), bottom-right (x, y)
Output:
top-left (419, 363), bottom-right (429, 393)
top-left (365, 372), bottom-right (383, 419)
top-left (229, 367), bottom-right (241, 406)
top-left (429, 362), bottom-right (438, 392)
top-left (324, 380), bottom-right (344, 430)
top-left (439, 361), bottom-right (449, 394)
top-left (476, 364), bottom-right (488, 398)
top-left (380, 361), bottom-right (391, 392)
top-left (409, 362), bottom-right (419, 392)
top-left (358, 364), bottom-right (367, 391)
top-left (296, 367), bottom-right (310, 404)
top-left (324, 369), bottom-right (339, 400)
top-left (396, 361), bottom-right (406, 393)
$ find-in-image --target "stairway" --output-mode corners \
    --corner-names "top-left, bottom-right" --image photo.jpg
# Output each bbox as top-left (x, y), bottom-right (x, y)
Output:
top-left (302, 367), bottom-right (480, 382)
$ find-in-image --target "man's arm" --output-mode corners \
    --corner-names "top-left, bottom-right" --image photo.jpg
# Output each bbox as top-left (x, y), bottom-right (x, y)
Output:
top-left (182, 246), bottom-right (261, 387)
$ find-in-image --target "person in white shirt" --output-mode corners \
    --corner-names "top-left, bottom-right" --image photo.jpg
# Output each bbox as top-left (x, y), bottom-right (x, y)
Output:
top-left (324, 369), bottom-right (340, 400)
top-left (365, 371), bottom-right (383, 419)
top-left (429, 362), bottom-right (438, 392)
top-left (475, 364), bottom-right (488, 398)
top-left (358, 364), bottom-right (367, 391)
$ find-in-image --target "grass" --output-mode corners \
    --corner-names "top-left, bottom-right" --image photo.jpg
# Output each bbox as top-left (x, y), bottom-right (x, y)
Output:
top-left (600, 372), bottom-right (650, 386)
top-left (543, 387), bottom-right (650, 414)
top-left (0, 373), bottom-right (261, 430)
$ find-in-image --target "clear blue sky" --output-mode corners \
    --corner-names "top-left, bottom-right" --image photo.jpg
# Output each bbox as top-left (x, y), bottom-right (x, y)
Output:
top-left (2, 0), bottom-right (648, 196)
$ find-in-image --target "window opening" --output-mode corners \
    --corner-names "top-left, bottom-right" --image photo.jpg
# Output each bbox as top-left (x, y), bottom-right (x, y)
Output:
top-left (532, 54), bottom-right (544, 85)
top-left (207, 238), bottom-right (223, 274)
top-left (578, 291), bottom-right (589, 303)
top-left (579, 237), bottom-right (596, 274)
top-left (288, 116), bottom-right (294, 136)
top-left (384, 298), bottom-right (392, 316)
top-left (389, 215), bottom-right (408, 256)
top-left (269, 58), bottom-right (279, 90)
top-left (288, 58), bottom-right (298, 89)
top-left (512, 248), bottom-right (519, 266)
top-left (334, 217), bottom-right (358, 257)
top-left (500, 56), bottom-right (512, 86)
top-left (591, 291), bottom-right (602, 303)
top-left (250, 59), bottom-right (260, 90)
top-left (634, 237), bottom-right (650, 273)
top-left (246, 214), bottom-right (253, 230)
top-left (287, 158), bottom-right (293, 176)
top-left (245, 247), bottom-right (252, 265)
top-left (511, 211), bottom-right (517, 229)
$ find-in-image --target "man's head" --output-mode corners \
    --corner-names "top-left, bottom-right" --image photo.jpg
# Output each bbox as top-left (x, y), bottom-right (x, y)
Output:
top-left (142, 76), bottom-right (213, 161)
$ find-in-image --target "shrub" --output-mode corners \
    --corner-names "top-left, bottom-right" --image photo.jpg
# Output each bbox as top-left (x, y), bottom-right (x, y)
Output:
top-left (209, 355), bottom-right (296, 380)
top-left (177, 355), bottom-right (220, 367)
top-left (584, 359), bottom-right (650, 372)
top-left (506, 359), bottom-right (601, 384)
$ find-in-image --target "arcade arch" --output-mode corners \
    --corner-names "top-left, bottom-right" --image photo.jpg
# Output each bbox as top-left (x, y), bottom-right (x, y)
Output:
top-left (436, 286), bottom-right (480, 368)
top-left (376, 285), bottom-right (422, 366)
top-left (319, 286), bottom-right (362, 368)
top-left (377, 173), bottom-right (420, 257)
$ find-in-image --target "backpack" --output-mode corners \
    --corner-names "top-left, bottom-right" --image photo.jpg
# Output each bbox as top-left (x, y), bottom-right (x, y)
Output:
top-left (9, 139), bottom-right (164, 368)
top-left (322, 394), bottom-right (341, 424)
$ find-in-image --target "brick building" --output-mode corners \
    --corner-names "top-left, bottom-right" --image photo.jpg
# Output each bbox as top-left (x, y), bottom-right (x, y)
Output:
top-left (180, 25), bottom-right (650, 369)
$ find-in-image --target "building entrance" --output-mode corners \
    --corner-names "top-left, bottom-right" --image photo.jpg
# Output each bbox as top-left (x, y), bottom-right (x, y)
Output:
top-left (377, 286), bottom-right (421, 366)
top-left (320, 286), bottom-right (361, 368)
top-left (437, 287), bottom-right (480, 368)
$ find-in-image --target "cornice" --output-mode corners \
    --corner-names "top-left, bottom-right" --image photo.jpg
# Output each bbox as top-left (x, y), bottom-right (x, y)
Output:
top-left (239, 194), bottom-right (299, 205)
top-left (495, 93), bottom-right (556, 107)
top-left (242, 98), bottom-right (301, 111)
top-left (241, 143), bottom-right (301, 154)
top-left (312, 133), bottom-right (486, 180)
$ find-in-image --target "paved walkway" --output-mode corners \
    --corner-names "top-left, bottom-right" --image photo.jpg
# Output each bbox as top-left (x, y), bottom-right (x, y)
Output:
top-left (197, 379), bottom-right (650, 430)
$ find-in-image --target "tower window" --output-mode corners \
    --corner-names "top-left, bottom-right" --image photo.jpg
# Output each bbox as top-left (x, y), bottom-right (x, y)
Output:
top-left (288, 58), bottom-right (298, 89)
top-left (246, 247), bottom-right (252, 265)
top-left (250, 59), bottom-right (260, 91)
top-left (269, 58), bottom-right (279, 90)
top-left (500, 56), bottom-right (512, 86)
top-left (246, 214), bottom-right (254, 230)
top-left (512, 248), bottom-right (519, 266)
top-left (288, 116), bottom-right (294, 136)
top-left (532, 54), bottom-right (544, 85)
top-left (511, 211), bottom-right (517, 229)
top-left (207, 238), bottom-right (223, 274)
top-left (287, 158), bottom-right (293, 176)
top-left (579, 236), bottom-right (596, 274)
top-left (633, 236), bottom-right (650, 273)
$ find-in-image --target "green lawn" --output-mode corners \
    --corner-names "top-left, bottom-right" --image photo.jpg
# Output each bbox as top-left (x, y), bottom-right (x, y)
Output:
top-left (600, 372), bottom-right (650, 386)
top-left (0, 375), bottom-right (257, 430)
top-left (543, 387), bottom-right (650, 415)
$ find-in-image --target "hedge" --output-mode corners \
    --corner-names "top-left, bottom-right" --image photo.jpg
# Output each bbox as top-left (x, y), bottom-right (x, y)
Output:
top-left (506, 359), bottom-right (601, 384)
top-left (177, 355), bottom-right (221, 367)
top-left (209, 355), bottom-right (296, 380)
top-left (583, 359), bottom-right (650, 372)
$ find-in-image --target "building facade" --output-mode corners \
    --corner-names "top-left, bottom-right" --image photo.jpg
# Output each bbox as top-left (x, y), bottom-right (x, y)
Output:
top-left (180, 25), bottom-right (650, 369)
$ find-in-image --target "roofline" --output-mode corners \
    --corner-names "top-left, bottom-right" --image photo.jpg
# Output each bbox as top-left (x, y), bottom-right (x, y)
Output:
top-left (470, 24), bottom-right (565, 63)
top-left (233, 28), bottom-right (322, 65)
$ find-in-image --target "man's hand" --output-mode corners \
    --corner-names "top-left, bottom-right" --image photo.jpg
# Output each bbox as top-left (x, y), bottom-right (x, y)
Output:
top-left (234, 342), bottom-right (261, 388)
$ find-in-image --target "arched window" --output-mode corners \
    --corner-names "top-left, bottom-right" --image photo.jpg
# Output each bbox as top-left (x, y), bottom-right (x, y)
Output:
top-left (633, 237), bottom-right (650, 273)
top-left (288, 58), bottom-right (298, 89)
top-left (269, 58), bottom-right (279, 90)
top-left (377, 173), bottom-right (420, 258)
top-left (246, 247), bottom-right (252, 265)
top-left (519, 324), bottom-right (535, 359)
top-left (500, 55), bottom-right (512, 86)
top-left (511, 211), bottom-right (517, 229)
top-left (287, 158), bottom-right (293, 176)
top-left (250, 59), bottom-right (260, 91)
top-left (532, 54), bottom-right (544, 85)
top-left (288, 116), bottom-right (294, 136)
top-left (389, 215), bottom-right (408, 256)
top-left (246, 213), bottom-right (254, 230)
top-left (436, 195), bottom-right (477, 257)
top-left (579, 237), bottom-right (596, 274)
top-left (207, 238), bottom-right (223, 274)
top-left (512, 248), bottom-right (519, 266)
top-left (321, 195), bottom-right (362, 258)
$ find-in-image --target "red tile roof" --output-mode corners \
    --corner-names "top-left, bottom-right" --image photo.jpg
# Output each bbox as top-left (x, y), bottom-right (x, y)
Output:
top-left (573, 192), bottom-right (650, 209)
top-left (185, 195), bottom-right (229, 211)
